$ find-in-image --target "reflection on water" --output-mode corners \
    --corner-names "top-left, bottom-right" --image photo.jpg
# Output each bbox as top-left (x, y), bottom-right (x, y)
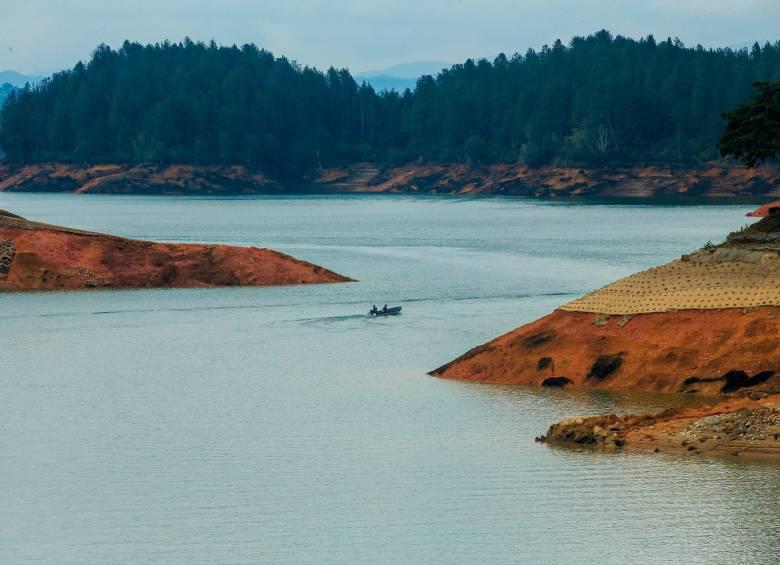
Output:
top-left (0, 194), bottom-right (777, 564)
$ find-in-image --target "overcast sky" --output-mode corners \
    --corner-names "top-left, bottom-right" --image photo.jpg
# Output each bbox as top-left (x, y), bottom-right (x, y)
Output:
top-left (2, 0), bottom-right (779, 75)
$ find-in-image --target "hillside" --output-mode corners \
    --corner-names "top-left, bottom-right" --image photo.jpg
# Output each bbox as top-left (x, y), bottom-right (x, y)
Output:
top-left (2, 33), bottom-right (779, 177)
top-left (0, 70), bottom-right (43, 87)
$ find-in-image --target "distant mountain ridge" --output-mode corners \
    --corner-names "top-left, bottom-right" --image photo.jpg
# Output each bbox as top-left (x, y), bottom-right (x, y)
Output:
top-left (0, 72), bottom-right (44, 110)
top-left (0, 71), bottom-right (44, 110)
top-left (358, 61), bottom-right (451, 78)
top-left (0, 71), bottom-right (43, 88)
top-left (356, 61), bottom-right (450, 92)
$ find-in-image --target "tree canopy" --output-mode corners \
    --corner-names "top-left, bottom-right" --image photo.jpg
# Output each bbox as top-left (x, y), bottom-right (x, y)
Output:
top-left (0, 83), bottom-right (15, 117)
top-left (2, 32), bottom-right (780, 176)
top-left (718, 81), bottom-right (780, 167)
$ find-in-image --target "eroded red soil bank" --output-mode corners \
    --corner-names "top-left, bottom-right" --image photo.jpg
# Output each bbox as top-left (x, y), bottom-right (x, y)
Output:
top-left (2, 162), bottom-right (779, 197)
top-left (0, 164), bottom-right (283, 194)
top-left (747, 199), bottom-right (780, 217)
top-left (431, 308), bottom-right (780, 395)
top-left (433, 212), bottom-right (780, 459)
top-left (0, 210), bottom-right (351, 291)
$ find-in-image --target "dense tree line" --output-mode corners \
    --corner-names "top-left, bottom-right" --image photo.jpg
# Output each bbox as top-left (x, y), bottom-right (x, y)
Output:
top-left (0, 83), bottom-right (15, 115)
top-left (2, 31), bottom-right (780, 175)
top-left (719, 81), bottom-right (780, 166)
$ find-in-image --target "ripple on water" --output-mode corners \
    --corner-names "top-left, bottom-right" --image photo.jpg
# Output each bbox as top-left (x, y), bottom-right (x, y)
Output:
top-left (0, 194), bottom-right (776, 564)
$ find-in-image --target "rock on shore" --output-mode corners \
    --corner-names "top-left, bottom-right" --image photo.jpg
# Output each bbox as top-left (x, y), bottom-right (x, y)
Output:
top-left (538, 394), bottom-right (780, 460)
top-left (0, 210), bottom-right (352, 291)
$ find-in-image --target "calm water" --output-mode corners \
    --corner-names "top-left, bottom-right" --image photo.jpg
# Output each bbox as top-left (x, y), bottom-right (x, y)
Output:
top-left (0, 194), bottom-right (778, 564)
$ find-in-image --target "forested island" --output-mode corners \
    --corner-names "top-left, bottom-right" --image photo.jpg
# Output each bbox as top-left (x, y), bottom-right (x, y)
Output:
top-left (1, 31), bottom-right (779, 195)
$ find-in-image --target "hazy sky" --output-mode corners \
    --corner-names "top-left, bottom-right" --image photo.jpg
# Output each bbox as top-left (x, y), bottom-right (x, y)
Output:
top-left (2, 0), bottom-right (779, 75)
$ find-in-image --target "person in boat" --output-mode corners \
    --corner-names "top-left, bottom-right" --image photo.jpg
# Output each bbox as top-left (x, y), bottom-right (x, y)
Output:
top-left (382, 304), bottom-right (388, 313)
top-left (371, 305), bottom-right (378, 315)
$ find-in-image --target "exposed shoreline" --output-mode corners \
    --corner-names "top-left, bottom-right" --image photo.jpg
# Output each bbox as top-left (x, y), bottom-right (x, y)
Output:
top-left (1, 161), bottom-right (779, 198)
top-left (539, 394), bottom-right (780, 460)
top-left (432, 214), bottom-right (780, 396)
top-left (0, 209), bottom-right (352, 291)
top-left (431, 208), bottom-right (780, 460)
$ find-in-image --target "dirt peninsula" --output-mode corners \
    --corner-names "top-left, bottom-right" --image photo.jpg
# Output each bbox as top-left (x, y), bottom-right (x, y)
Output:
top-left (0, 210), bottom-right (351, 291)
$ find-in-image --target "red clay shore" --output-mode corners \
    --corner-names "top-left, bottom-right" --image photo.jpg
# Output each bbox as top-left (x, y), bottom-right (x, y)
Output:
top-left (2, 162), bottom-right (780, 198)
top-left (432, 213), bottom-right (780, 459)
top-left (0, 164), bottom-right (284, 194)
top-left (433, 214), bottom-right (780, 399)
top-left (747, 199), bottom-right (780, 217)
top-left (321, 162), bottom-right (780, 198)
top-left (0, 210), bottom-right (351, 291)
top-left (431, 308), bottom-right (780, 395)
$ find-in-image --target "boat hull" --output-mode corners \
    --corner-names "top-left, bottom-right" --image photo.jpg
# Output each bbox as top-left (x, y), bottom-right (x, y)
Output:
top-left (370, 306), bottom-right (402, 316)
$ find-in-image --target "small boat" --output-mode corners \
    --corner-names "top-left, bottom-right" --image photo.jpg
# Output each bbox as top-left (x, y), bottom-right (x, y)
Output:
top-left (369, 306), bottom-right (402, 316)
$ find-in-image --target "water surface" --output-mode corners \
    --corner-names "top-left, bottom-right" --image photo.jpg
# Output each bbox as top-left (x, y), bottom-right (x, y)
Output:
top-left (1, 194), bottom-right (778, 564)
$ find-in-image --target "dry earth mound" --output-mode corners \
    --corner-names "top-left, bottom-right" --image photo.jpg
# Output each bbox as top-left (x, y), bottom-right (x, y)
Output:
top-left (0, 210), bottom-right (351, 291)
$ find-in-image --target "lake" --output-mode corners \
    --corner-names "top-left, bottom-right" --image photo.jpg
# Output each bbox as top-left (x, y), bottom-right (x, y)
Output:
top-left (1, 193), bottom-right (778, 564)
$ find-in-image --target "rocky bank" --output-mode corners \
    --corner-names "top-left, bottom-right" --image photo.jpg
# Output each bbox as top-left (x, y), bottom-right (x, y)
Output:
top-left (314, 162), bottom-right (780, 198)
top-left (538, 394), bottom-right (780, 460)
top-left (0, 210), bottom-right (351, 291)
top-left (0, 164), bottom-right (284, 194)
top-left (2, 162), bottom-right (779, 198)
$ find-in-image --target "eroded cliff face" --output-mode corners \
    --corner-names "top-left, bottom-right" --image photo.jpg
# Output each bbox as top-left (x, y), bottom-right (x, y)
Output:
top-left (2, 162), bottom-right (779, 198)
top-left (432, 214), bottom-right (780, 397)
top-left (0, 210), bottom-right (351, 291)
